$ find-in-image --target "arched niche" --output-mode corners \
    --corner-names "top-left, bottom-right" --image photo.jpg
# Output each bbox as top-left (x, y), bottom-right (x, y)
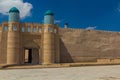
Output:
top-left (23, 41), bottom-right (40, 64)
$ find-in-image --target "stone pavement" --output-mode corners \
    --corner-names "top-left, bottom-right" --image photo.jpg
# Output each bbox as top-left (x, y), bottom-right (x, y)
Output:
top-left (0, 65), bottom-right (120, 80)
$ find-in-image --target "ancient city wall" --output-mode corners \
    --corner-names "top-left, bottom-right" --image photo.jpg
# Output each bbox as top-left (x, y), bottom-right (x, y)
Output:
top-left (59, 28), bottom-right (120, 63)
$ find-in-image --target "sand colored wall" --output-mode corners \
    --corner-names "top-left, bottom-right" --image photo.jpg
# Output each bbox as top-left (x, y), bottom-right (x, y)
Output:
top-left (97, 58), bottom-right (120, 63)
top-left (7, 22), bottom-right (20, 64)
top-left (0, 32), bottom-right (8, 64)
top-left (42, 24), bottom-right (59, 64)
top-left (1, 22), bottom-right (120, 65)
top-left (59, 28), bottom-right (120, 63)
top-left (0, 22), bottom-right (43, 64)
top-left (0, 22), bottom-right (59, 65)
top-left (0, 23), bottom-right (8, 64)
top-left (20, 33), bottom-right (41, 64)
top-left (54, 33), bottom-right (60, 63)
top-left (18, 23), bottom-right (42, 64)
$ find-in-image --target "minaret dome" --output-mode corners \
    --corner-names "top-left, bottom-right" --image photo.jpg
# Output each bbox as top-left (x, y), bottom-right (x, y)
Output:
top-left (9, 7), bottom-right (20, 22)
top-left (9, 7), bottom-right (19, 13)
top-left (45, 10), bottom-right (54, 16)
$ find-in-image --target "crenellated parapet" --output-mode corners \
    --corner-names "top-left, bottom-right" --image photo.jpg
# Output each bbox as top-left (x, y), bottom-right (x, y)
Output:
top-left (20, 23), bottom-right (43, 33)
top-left (1, 22), bottom-right (59, 34)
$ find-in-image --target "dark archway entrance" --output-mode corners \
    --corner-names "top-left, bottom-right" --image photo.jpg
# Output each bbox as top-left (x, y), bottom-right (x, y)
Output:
top-left (24, 48), bottom-right (32, 63)
top-left (23, 41), bottom-right (40, 64)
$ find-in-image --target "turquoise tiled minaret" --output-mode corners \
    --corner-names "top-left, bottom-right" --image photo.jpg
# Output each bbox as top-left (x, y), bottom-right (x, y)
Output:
top-left (9, 7), bottom-right (20, 22)
top-left (7, 7), bottom-right (20, 64)
top-left (44, 10), bottom-right (54, 24)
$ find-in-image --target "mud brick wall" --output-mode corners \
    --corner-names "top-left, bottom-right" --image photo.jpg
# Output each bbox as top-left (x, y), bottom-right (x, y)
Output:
top-left (59, 28), bottom-right (120, 63)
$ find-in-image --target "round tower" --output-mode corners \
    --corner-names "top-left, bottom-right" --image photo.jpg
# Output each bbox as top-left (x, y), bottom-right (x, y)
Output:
top-left (44, 10), bottom-right (54, 24)
top-left (42, 10), bottom-right (56, 64)
top-left (7, 7), bottom-right (20, 64)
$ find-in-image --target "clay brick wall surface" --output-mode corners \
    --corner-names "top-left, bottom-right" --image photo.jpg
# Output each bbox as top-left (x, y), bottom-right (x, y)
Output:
top-left (59, 28), bottom-right (120, 63)
top-left (0, 32), bottom-right (7, 64)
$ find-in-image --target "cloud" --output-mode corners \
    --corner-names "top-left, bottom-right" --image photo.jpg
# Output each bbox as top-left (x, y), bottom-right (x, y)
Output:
top-left (41, 20), bottom-right (61, 24)
top-left (118, 3), bottom-right (120, 12)
top-left (85, 26), bottom-right (97, 30)
top-left (118, 8), bottom-right (120, 12)
top-left (54, 20), bottom-right (61, 24)
top-left (0, 0), bottom-right (33, 19)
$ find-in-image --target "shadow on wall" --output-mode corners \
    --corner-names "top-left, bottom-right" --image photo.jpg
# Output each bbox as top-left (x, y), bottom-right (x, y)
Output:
top-left (60, 39), bottom-right (74, 63)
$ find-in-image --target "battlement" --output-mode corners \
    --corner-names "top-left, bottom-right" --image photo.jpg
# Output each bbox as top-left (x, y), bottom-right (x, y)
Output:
top-left (0, 22), bottom-right (58, 34)
top-left (1, 22), bottom-right (42, 33)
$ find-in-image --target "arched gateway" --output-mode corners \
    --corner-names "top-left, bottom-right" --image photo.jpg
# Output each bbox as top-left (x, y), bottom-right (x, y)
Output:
top-left (23, 41), bottom-right (40, 64)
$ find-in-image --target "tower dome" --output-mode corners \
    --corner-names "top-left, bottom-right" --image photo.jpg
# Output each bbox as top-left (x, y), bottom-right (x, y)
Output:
top-left (44, 10), bottom-right (54, 24)
top-left (9, 7), bottom-right (19, 13)
top-left (45, 10), bottom-right (54, 16)
top-left (8, 7), bottom-right (20, 22)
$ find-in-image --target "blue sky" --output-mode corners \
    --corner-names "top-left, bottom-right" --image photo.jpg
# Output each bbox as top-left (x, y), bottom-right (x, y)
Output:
top-left (1, 0), bottom-right (120, 31)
